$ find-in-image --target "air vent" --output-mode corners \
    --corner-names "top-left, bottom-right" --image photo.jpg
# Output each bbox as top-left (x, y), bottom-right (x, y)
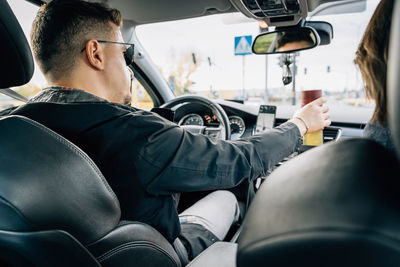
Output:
top-left (323, 127), bottom-right (342, 143)
top-left (275, 120), bottom-right (342, 143)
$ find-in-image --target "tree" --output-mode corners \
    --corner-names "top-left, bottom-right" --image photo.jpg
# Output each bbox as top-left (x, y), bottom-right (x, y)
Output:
top-left (164, 48), bottom-right (202, 95)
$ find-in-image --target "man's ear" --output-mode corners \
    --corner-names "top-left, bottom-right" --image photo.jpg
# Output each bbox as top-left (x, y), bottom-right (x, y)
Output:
top-left (84, 39), bottom-right (105, 71)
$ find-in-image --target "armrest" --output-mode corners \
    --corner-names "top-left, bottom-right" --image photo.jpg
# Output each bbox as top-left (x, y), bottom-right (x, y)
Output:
top-left (187, 242), bottom-right (237, 267)
top-left (86, 221), bottom-right (181, 267)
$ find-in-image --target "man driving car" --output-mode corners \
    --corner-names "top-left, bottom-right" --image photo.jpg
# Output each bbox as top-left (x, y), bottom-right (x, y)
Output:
top-left (2, 0), bottom-right (330, 260)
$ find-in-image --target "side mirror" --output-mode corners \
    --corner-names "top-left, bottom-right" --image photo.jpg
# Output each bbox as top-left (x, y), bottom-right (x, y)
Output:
top-left (252, 26), bottom-right (320, 54)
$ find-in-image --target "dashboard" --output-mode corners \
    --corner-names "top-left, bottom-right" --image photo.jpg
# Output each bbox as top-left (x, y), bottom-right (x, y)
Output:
top-left (173, 99), bottom-right (363, 142)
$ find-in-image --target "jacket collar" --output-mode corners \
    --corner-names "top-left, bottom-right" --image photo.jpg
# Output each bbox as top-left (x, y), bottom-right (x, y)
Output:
top-left (28, 86), bottom-right (108, 104)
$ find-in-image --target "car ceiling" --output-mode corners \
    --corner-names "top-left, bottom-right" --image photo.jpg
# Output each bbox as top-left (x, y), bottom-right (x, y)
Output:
top-left (35, 0), bottom-right (346, 25)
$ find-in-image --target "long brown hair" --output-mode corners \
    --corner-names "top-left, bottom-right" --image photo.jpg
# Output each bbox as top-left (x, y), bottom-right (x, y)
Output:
top-left (354, 0), bottom-right (394, 125)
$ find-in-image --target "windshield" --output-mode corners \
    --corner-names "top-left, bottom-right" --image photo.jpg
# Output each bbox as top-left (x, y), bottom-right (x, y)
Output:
top-left (136, 0), bottom-right (379, 123)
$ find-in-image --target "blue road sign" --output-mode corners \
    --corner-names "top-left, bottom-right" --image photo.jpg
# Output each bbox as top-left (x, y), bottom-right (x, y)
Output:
top-left (168, 76), bottom-right (176, 92)
top-left (234, 35), bottom-right (252, 56)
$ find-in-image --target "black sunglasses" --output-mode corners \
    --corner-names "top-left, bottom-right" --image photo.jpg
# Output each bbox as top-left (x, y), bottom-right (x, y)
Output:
top-left (80, 40), bottom-right (135, 66)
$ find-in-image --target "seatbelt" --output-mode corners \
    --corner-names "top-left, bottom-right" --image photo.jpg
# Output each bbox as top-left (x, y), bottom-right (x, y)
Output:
top-left (0, 88), bottom-right (28, 103)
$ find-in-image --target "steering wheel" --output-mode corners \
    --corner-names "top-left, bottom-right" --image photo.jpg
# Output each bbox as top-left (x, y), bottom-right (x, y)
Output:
top-left (160, 95), bottom-right (231, 140)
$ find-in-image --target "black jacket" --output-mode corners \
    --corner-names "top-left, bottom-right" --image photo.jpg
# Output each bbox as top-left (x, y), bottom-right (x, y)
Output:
top-left (4, 87), bottom-right (301, 242)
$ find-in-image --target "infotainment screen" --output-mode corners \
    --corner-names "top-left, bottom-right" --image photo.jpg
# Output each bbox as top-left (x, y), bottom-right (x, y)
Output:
top-left (255, 105), bottom-right (276, 134)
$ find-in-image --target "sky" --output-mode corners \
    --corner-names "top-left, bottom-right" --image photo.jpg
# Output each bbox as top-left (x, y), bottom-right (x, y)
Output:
top-left (9, 0), bottom-right (379, 95)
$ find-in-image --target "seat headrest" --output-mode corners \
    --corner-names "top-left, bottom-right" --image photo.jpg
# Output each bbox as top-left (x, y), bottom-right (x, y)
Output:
top-left (0, 116), bottom-right (121, 245)
top-left (237, 139), bottom-right (400, 266)
top-left (388, 0), bottom-right (400, 160)
top-left (0, 0), bottom-right (34, 88)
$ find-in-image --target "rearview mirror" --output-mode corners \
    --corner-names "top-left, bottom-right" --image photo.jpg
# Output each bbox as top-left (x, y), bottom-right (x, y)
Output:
top-left (252, 26), bottom-right (320, 54)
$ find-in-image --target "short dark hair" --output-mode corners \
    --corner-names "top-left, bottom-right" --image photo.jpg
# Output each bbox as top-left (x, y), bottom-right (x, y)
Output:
top-left (354, 0), bottom-right (394, 125)
top-left (31, 0), bottom-right (122, 81)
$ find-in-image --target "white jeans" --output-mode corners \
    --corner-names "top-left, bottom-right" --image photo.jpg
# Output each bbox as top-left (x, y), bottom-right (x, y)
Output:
top-left (178, 190), bottom-right (240, 240)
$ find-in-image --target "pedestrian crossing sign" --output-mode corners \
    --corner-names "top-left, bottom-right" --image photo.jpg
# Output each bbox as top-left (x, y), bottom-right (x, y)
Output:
top-left (234, 35), bottom-right (252, 55)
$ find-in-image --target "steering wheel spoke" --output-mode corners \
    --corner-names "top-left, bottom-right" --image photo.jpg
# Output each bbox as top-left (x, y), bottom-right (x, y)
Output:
top-left (204, 126), bottom-right (223, 139)
top-left (181, 125), bottom-right (206, 135)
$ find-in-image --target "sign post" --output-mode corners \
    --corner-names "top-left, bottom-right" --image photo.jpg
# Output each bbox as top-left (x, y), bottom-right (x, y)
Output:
top-left (234, 35), bottom-right (252, 100)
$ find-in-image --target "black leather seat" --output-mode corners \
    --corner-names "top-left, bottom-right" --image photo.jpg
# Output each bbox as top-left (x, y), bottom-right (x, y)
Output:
top-left (0, 1), bottom-right (182, 266)
top-left (236, 1), bottom-right (400, 266)
top-left (0, 115), bottom-right (182, 267)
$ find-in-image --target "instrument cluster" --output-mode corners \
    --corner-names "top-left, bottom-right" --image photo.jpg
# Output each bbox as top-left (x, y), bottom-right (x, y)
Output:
top-left (178, 113), bottom-right (246, 140)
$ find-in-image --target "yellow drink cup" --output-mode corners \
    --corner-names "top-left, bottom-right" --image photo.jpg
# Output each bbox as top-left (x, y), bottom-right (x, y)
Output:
top-left (303, 130), bottom-right (323, 146)
top-left (301, 89), bottom-right (323, 146)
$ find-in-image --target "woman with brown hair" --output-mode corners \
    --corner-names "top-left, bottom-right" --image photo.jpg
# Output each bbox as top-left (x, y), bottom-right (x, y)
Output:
top-left (354, 0), bottom-right (395, 151)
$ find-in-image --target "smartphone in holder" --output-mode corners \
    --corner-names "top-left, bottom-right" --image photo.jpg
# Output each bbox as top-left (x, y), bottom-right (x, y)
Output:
top-left (255, 105), bottom-right (276, 134)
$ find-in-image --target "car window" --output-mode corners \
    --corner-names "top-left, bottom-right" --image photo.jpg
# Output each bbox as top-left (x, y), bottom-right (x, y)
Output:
top-left (3, 0), bottom-right (154, 111)
top-left (136, 0), bottom-right (379, 123)
top-left (131, 79), bottom-right (154, 109)
top-left (3, 0), bottom-right (43, 110)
